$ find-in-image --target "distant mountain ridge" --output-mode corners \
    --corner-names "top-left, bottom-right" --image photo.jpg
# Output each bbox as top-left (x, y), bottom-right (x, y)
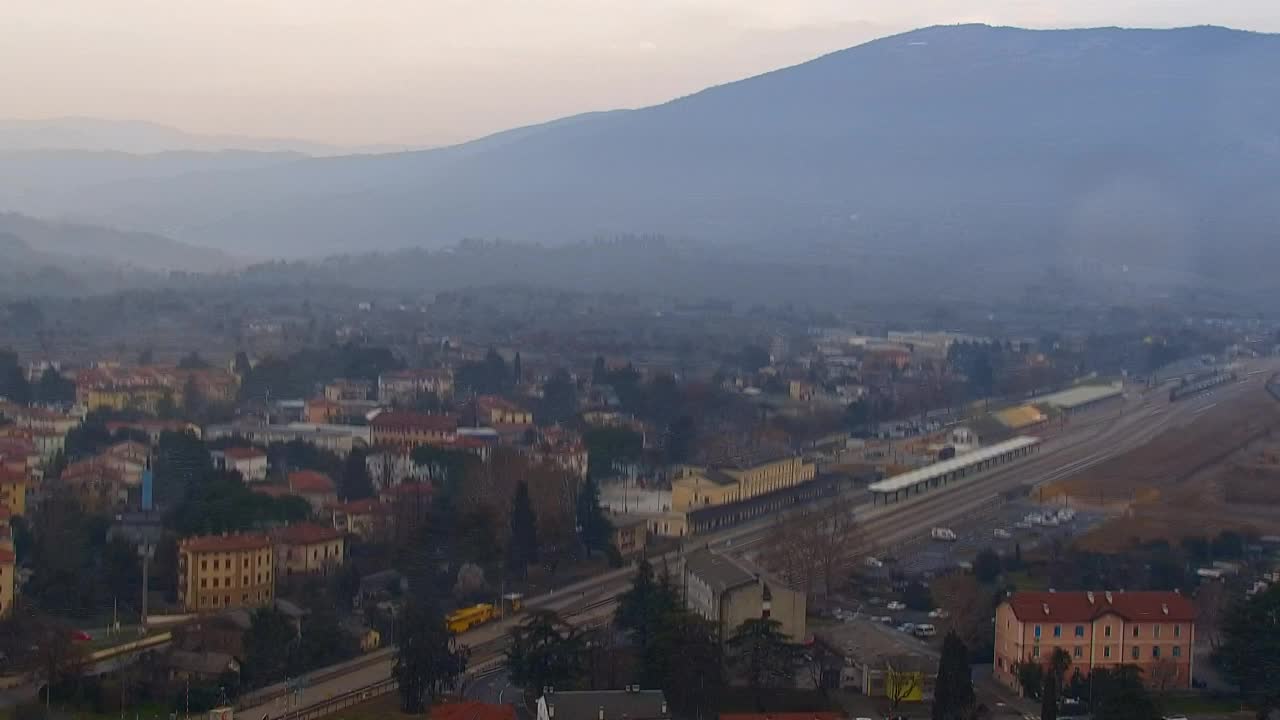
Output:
top-left (5, 25), bottom-right (1280, 298)
top-left (0, 117), bottom-right (419, 156)
top-left (0, 212), bottom-right (236, 273)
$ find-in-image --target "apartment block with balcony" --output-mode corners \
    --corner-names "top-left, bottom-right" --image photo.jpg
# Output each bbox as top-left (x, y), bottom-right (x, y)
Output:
top-left (994, 590), bottom-right (1196, 692)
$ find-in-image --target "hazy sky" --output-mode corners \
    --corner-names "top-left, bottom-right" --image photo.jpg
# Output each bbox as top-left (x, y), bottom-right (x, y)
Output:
top-left (3, 0), bottom-right (1277, 147)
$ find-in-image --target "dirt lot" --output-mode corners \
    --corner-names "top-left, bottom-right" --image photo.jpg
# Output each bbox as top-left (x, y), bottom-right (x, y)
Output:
top-left (1060, 390), bottom-right (1280, 551)
top-left (1043, 389), bottom-right (1280, 504)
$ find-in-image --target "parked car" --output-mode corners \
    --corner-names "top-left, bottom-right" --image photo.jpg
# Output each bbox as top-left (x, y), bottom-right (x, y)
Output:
top-left (887, 601), bottom-right (906, 611)
top-left (897, 623), bottom-right (917, 633)
top-left (865, 556), bottom-right (884, 568)
top-left (914, 623), bottom-right (937, 638)
top-left (993, 528), bottom-right (1012, 539)
top-left (928, 608), bottom-right (950, 619)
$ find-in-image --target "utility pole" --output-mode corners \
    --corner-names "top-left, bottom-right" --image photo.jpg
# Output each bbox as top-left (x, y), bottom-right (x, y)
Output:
top-left (138, 543), bottom-right (155, 631)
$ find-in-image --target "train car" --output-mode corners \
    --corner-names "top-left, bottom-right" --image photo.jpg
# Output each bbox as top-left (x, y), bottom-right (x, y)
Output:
top-left (446, 603), bottom-right (496, 633)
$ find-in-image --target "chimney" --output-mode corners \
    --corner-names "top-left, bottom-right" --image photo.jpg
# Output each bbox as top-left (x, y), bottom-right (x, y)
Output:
top-left (661, 704), bottom-right (668, 716)
top-left (1162, 603), bottom-right (1169, 615)
top-left (599, 707), bottom-right (605, 720)
top-left (1104, 591), bottom-right (1113, 604)
top-left (1042, 603), bottom-right (1050, 616)
top-left (1087, 591), bottom-right (1095, 605)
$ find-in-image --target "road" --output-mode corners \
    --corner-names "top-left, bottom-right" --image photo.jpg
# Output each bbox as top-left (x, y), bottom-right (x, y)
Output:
top-left (239, 366), bottom-right (1274, 719)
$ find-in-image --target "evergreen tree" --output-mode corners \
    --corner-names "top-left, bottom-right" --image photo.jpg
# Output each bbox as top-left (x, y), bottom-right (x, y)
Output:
top-left (933, 631), bottom-right (976, 720)
top-left (575, 477), bottom-right (613, 555)
top-left (507, 481), bottom-right (539, 577)
top-left (592, 356), bottom-right (607, 384)
top-left (614, 558), bottom-right (679, 651)
top-left (243, 607), bottom-right (297, 687)
top-left (0, 349), bottom-right (30, 404)
top-left (650, 610), bottom-right (724, 715)
top-left (340, 447), bottom-right (376, 500)
top-left (34, 368), bottom-right (75, 405)
top-left (506, 610), bottom-right (585, 696)
top-left (1040, 648), bottom-right (1071, 720)
top-left (393, 594), bottom-right (470, 713)
top-left (1215, 583), bottom-right (1280, 711)
top-left (727, 617), bottom-right (804, 708)
top-left (513, 352), bottom-right (523, 385)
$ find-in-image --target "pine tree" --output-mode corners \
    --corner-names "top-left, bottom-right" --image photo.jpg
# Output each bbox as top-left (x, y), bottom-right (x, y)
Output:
top-left (513, 352), bottom-right (523, 385)
top-left (507, 481), bottom-right (539, 577)
top-left (933, 631), bottom-right (976, 720)
top-left (575, 477), bottom-right (613, 555)
top-left (341, 447), bottom-right (376, 500)
top-left (394, 594), bottom-right (470, 713)
top-left (727, 618), bottom-right (804, 709)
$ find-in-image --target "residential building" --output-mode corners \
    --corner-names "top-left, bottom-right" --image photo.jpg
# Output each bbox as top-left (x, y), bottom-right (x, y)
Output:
top-left (178, 533), bottom-right (274, 612)
top-left (327, 498), bottom-right (391, 540)
top-left (204, 422), bottom-right (355, 456)
top-left (611, 517), bottom-right (648, 557)
top-left (273, 523), bottom-right (345, 578)
top-left (542, 690), bottom-right (668, 720)
top-left (0, 468), bottom-right (28, 517)
top-left (211, 447), bottom-right (269, 482)
top-left (682, 550), bottom-right (806, 641)
top-left (304, 397), bottom-right (343, 424)
top-left (0, 546), bottom-right (14, 618)
top-left (60, 459), bottom-right (129, 514)
top-left (166, 650), bottom-right (240, 683)
top-left (378, 368), bottom-right (454, 404)
top-left (86, 385), bottom-right (168, 415)
top-left (324, 379), bottom-right (372, 403)
top-left (670, 452), bottom-right (816, 513)
top-left (102, 441), bottom-right (149, 485)
top-left (105, 419), bottom-right (201, 444)
top-left (287, 471), bottom-right (338, 513)
top-left (370, 411), bottom-right (459, 449)
top-left (994, 591), bottom-right (1196, 692)
top-left (477, 396), bottom-right (533, 426)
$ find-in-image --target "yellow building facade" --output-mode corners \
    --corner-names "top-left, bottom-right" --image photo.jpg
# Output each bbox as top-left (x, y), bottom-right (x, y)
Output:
top-left (0, 473), bottom-right (27, 517)
top-left (671, 455), bottom-right (815, 512)
top-left (0, 547), bottom-right (14, 618)
top-left (178, 534), bottom-right (275, 612)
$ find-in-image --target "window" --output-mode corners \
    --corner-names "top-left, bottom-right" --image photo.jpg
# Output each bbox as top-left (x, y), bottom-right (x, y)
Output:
top-left (201, 560), bottom-right (207, 571)
top-left (1131, 647), bottom-right (1140, 660)
top-left (242, 593), bottom-right (249, 603)
top-left (1174, 625), bottom-right (1181, 638)
top-left (212, 577), bottom-right (219, 588)
top-left (1053, 625), bottom-right (1062, 638)
top-left (1153, 646), bottom-right (1161, 658)
top-left (1173, 646), bottom-right (1181, 658)
top-left (1034, 625), bottom-right (1042, 639)
top-left (1154, 625), bottom-right (1161, 639)
top-left (1075, 625), bottom-right (1085, 638)
top-left (1104, 646), bottom-right (1112, 659)
top-left (1104, 625), bottom-right (1112, 637)
top-left (200, 578), bottom-right (207, 589)
top-left (224, 595), bottom-right (231, 606)
top-left (1073, 646), bottom-right (1082, 658)
top-left (1132, 625), bottom-right (1140, 638)
top-left (243, 576), bottom-right (249, 586)
top-left (1032, 646), bottom-right (1040, 658)
top-left (244, 558), bottom-right (250, 568)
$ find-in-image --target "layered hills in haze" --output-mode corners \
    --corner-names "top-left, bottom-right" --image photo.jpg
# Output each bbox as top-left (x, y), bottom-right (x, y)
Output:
top-left (3, 24), bottom-right (1278, 301)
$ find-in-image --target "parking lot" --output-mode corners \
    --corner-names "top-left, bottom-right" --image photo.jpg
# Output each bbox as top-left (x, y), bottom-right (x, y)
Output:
top-left (863, 500), bottom-right (1110, 579)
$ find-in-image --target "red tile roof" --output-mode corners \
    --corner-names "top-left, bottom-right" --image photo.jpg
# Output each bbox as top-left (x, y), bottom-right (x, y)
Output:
top-left (0, 467), bottom-right (27, 484)
top-left (326, 498), bottom-right (386, 515)
top-left (431, 701), bottom-right (516, 720)
top-left (218, 446), bottom-right (266, 460)
top-left (371, 411), bottom-right (458, 432)
top-left (721, 714), bottom-right (843, 720)
top-left (288, 470), bottom-right (336, 494)
top-left (1005, 591), bottom-right (1197, 623)
top-left (251, 484), bottom-right (293, 499)
top-left (0, 547), bottom-right (16, 564)
top-left (180, 533), bottom-right (271, 553)
top-left (275, 522), bottom-right (344, 546)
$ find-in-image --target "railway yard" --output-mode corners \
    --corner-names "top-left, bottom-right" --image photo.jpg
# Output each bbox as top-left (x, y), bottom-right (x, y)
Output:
top-left (232, 361), bottom-right (1280, 720)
